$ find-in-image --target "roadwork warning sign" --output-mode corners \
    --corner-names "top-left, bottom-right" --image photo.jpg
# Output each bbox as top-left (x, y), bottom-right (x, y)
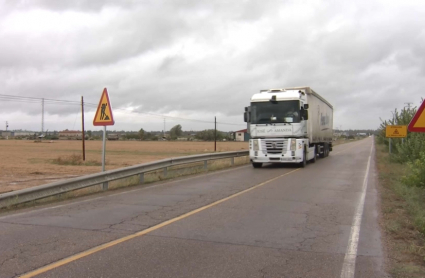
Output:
top-left (93, 88), bottom-right (115, 126)
top-left (386, 125), bottom-right (407, 138)
top-left (408, 101), bottom-right (425, 132)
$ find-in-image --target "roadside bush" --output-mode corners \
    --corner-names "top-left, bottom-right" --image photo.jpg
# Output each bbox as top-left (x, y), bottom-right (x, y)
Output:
top-left (402, 151), bottom-right (425, 188)
top-left (392, 133), bottom-right (425, 163)
top-left (377, 106), bottom-right (425, 163)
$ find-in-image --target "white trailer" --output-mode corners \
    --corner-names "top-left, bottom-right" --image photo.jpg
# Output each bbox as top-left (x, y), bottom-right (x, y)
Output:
top-left (244, 87), bottom-right (333, 168)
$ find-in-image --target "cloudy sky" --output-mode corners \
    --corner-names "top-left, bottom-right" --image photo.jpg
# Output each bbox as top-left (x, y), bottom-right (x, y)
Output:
top-left (0, 0), bottom-right (424, 133)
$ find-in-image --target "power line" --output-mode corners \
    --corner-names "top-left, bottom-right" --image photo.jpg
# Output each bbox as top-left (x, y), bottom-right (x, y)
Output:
top-left (0, 94), bottom-right (245, 126)
top-left (0, 94), bottom-right (82, 105)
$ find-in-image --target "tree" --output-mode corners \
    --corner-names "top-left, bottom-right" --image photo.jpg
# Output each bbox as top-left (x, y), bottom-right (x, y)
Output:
top-left (124, 133), bottom-right (139, 140)
top-left (139, 128), bottom-right (145, 140)
top-left (169, 124), bottom-right (183, 140)
top-left (195, 129), bottom-right (224, 141)
top-left (144, 132), bottom-right (153, 140)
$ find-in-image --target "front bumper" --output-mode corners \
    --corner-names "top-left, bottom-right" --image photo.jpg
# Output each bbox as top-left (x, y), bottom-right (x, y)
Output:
top-left (250, 150), bottom-right (303, 163)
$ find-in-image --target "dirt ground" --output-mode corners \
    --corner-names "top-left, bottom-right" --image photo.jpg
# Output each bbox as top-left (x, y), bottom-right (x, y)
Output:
top-left (0, 140), bottom-right (248, 194)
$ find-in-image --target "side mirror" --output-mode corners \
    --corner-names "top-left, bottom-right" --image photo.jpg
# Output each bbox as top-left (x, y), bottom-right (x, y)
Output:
top-left (304, 104), bottom-right (309, 109)
top-left (303, 110), bottom-right (308, 120)
top-left (244, 106), bottom-right (251, 122)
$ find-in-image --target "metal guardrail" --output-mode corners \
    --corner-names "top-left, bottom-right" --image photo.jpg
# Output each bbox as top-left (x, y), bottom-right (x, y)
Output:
top-left (0, 150), bottom-right (249, 209)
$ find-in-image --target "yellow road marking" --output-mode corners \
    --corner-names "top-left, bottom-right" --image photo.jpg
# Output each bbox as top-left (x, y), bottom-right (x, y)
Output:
top-left (20, 168), bottom-right (300, 278)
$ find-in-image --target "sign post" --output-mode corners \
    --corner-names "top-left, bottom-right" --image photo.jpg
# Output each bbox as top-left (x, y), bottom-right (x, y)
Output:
top-left (93, 88), bottom-right (115, 180)
top-left (385, 125), bottom-right (407, 154)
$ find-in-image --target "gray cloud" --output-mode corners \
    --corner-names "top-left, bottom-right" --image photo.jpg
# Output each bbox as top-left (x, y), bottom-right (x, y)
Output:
top-left (1, 0), bottom-right (425, 132)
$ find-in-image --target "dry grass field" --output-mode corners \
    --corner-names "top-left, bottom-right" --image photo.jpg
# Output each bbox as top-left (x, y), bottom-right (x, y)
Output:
top-left (0, 140), bottom-right (248, 194)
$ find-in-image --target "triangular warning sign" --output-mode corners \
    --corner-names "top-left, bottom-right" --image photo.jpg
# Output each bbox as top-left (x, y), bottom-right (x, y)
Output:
top-left (408, 100), bottom-right (425, 132)
top-left (393, 129), bottom-right (399, 134)
top-left (93, 88), bottom-right (115, 126)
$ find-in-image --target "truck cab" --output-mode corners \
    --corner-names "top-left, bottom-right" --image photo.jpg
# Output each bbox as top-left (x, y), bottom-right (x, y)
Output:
top-left (244, 87), bottom-right (333, 168)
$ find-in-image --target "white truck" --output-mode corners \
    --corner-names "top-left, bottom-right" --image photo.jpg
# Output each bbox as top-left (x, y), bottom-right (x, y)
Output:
top-left (244, 87), bottom-right (333, 168)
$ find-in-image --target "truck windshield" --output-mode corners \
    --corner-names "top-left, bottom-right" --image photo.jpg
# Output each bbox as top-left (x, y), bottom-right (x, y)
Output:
top-left (251, 100), bottom-right (300, 124)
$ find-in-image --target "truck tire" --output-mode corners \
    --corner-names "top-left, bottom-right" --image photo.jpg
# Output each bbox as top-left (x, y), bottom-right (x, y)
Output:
top-left (310, 146), bottom-right (317, 163)
top-left (324, 143), bottom-right (329, 157)
top-left (319, 144), bottom-right (325, 158)
top-left (252, 162), bottom-right (262, 168)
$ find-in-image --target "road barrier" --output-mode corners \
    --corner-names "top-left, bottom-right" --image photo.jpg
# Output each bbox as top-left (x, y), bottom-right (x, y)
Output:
top-left (0, 150), bottom-right (249, 209)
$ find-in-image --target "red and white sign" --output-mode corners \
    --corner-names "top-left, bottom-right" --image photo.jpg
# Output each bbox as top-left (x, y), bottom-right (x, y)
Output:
top-left (408, 100), bottom-right (425, 132)
top-left (93, 88), bottom-right (115, 126)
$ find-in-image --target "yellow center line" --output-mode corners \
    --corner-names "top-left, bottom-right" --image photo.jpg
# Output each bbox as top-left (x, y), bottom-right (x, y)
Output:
top-left (20, 168), bottom-right (300, 278)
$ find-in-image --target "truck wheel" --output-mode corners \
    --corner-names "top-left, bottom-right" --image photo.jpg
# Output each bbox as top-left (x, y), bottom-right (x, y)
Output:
top-left (300, 149), bottom-right (307, 168)
top-left (252, 162), bottom-right (262, 168)
top-left (310, 147), bottom-right (317, 163)
top-left (324, 143), bottom-right (329, 157)
top-left (319, 144), bottom-right (325, 158)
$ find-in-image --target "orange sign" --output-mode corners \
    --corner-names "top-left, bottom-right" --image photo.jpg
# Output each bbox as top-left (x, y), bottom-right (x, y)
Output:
top-left (93, 88), bottom-right (115, 126)
top-left (408, 100), bottom-right (425, 132)
top-left (386, 125), bottom-right (407, 138)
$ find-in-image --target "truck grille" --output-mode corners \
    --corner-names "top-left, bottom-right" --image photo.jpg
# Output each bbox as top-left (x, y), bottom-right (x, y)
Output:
top-left (261, 139), bottom-right (287, 154)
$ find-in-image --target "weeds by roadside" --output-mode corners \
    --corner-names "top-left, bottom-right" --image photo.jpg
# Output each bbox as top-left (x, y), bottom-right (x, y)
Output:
top-left (376, 144), bottom-right (425, 277)
top-left (52, 154), bottom-right (102, 166)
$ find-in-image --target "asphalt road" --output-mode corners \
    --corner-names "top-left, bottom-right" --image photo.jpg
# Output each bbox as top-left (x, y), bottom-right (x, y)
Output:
top-left (0, 137), bottom-right (387, 278)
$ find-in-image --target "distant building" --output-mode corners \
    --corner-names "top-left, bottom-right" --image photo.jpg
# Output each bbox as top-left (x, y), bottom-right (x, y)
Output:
top-left (59, 130), bottom-right (81, 140)
top-left (0, 131), bottom-right (12, 138)
top-left (235, 129), bottom-right (249, 142)
top-left (13, 131), bottom-right (34, 137)
top-left (0, 130), bottom-right (40, 139)
top-left (107, 133), bottom-right (120, 140)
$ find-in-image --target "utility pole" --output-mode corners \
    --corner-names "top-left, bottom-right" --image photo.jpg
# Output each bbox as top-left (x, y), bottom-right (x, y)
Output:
top-left (214, 116), bottom-right (217, 152)
top-left (81, 96), bottom-right (86, 161)
top-left (41, 98), bottom-right (44, 135)
top-left (163, 118), bottom-right (166, 139)
top-left (5, 121), bottom-right (8, 140)
top-left (404, 102), bottom-right (413, 109)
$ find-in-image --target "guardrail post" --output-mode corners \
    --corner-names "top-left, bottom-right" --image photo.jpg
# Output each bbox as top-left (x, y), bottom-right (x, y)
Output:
top-left (231, 157), bottom-right (234, 165)
top-left (102, 181), bottom-right (108, 191)
top-left (139, 173), bottom-right (144, 184)
top-left (204, 160), bottom-right (208, 170)
top-left (163, 167), bottom-right (168, 177)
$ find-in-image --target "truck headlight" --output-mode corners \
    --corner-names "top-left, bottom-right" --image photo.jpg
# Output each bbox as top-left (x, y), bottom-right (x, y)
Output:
top-left (253, 140), bottom-right (259, 151)
top-left (290, 139), bottom-right (296, 151)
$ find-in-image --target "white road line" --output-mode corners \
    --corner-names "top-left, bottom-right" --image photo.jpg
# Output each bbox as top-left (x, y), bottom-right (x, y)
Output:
top-left (340, 139), bottom-right (374, 278)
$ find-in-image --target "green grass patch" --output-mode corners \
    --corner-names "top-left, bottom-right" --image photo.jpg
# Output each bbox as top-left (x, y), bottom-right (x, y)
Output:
top-left (391, 265), bottom-right (424, 277)
top-left (376, 143), bottom-right (425, 277)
